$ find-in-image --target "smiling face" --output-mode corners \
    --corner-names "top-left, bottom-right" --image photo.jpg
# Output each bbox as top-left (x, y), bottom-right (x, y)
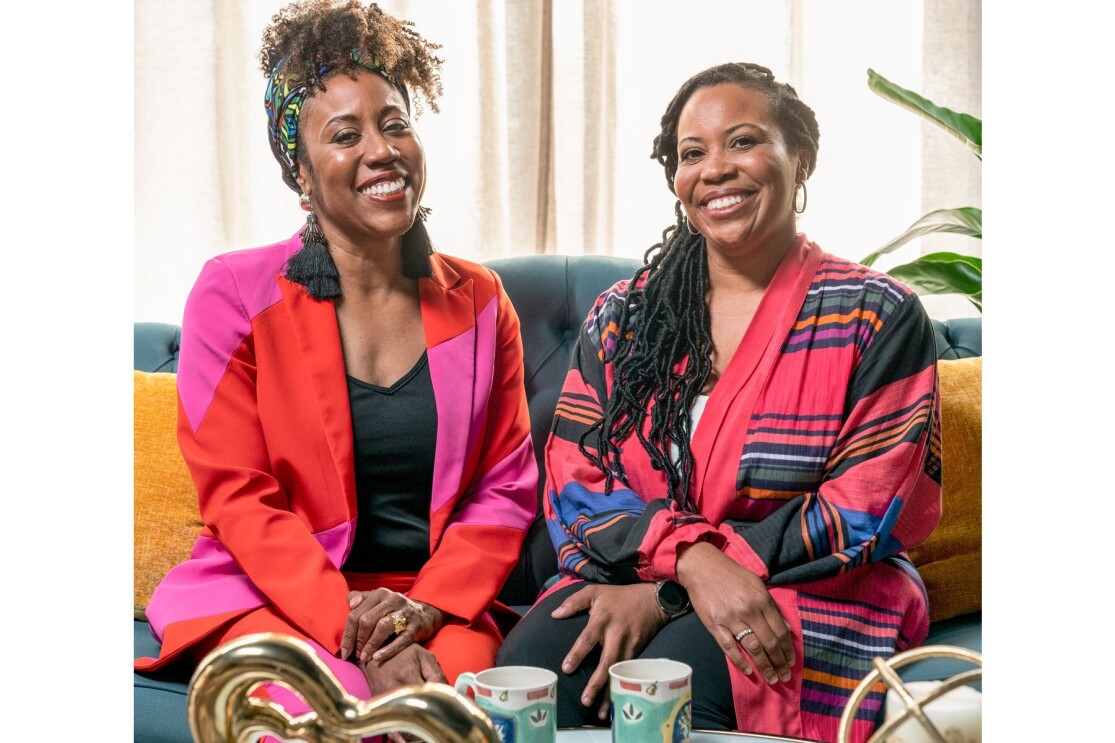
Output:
top-left (295, 70), bottom-right (425, 253)
top-left (673, 83), bottom-right (805, 263)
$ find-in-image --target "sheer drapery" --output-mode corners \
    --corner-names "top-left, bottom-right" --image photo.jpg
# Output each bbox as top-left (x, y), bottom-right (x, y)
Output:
top-left (135, 0), bottom-right (980, 323)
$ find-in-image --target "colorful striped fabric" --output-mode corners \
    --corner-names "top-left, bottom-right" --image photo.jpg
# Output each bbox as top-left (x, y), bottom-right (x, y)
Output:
top-left (541, 235), bottom-right (942, 742)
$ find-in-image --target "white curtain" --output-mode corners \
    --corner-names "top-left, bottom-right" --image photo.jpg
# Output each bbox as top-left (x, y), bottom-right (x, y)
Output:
top-left (135, 0), bottom-right (980, 323)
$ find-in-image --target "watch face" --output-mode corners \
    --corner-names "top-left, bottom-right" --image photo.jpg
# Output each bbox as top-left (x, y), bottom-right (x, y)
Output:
top-left (658, 582), bottom-right (688, 613)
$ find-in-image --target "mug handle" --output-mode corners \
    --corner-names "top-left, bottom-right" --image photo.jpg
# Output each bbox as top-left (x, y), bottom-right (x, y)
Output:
top-left (454, 672), bottom-right (477, 699)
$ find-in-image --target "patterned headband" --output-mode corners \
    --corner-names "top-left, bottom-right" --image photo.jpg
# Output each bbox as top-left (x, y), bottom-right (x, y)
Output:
top-left (264, 49), bottom-right (407, 193)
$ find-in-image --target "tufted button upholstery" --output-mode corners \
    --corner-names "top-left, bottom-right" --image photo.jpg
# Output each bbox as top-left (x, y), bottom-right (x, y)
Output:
top-left (134, 322), bottom-right (181, 373)
top-left (486, 255), bottom-right (644, 603)
top-left (132, 256), bottom-right (981, 606)
top-left (932, 317), bottom-right (982, 359)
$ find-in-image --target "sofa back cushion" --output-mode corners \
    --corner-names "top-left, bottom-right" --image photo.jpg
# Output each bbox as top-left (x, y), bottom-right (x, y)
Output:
top-left (485, 256), bottom-right (644, 605)
top-left (134, 370), bottom-right (201, 620)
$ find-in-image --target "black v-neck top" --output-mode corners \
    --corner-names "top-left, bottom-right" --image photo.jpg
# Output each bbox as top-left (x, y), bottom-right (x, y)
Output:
top-left (341, 352), bottom-right (437, 573)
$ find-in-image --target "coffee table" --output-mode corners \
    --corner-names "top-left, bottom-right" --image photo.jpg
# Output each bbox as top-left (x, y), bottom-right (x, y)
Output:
top-left (556, 729), bottom-right (814, 742)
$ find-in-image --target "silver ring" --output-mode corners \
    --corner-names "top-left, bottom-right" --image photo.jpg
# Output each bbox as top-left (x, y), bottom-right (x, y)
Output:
top-left (734, 628), bottom-right (754, 642)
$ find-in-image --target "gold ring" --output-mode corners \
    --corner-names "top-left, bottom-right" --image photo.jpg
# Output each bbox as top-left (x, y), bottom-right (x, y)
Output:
top-left (391, 613), bottom-right (407, 635)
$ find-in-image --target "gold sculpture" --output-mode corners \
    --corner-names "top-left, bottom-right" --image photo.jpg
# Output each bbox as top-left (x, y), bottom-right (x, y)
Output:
top-left (186, 632), bottom-right (500, 743)
top-left (837, 644), bottom-right (982, 743)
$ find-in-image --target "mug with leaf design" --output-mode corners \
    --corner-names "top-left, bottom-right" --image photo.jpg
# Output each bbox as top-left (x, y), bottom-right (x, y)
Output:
top-left (455, 665), bottom-right (557, 743)
top-left (608, 658), bottom-right (692, 743)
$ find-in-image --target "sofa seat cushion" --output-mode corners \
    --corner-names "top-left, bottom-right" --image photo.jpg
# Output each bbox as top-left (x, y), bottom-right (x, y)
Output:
top-left (134, 620), bottom-right (191, 743)
top-left (897, 611), bottom-right (982, 691)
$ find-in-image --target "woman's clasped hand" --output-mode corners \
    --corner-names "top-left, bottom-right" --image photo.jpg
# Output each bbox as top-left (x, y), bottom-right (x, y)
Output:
top-left (341, 589), bottom-right (445, 665)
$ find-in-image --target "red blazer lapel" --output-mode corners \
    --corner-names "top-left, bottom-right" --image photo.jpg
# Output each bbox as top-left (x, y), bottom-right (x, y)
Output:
top-left (278, 276), bottom-right (357, 515)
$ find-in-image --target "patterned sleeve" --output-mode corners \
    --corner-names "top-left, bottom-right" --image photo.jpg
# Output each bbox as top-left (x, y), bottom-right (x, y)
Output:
top-left (718, 292), bottom-right (943, 585)
top-left (543, 283), bottom-right (728, 585)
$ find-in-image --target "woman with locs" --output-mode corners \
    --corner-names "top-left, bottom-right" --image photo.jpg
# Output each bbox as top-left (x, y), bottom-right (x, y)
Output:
top-left (497, 62), bottom-right (942, 743)
top-left (135, 0), bottom-right (537, 722)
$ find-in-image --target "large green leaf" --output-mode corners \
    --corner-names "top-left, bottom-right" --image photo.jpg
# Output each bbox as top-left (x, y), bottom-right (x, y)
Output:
top-left (868, 69), bottom-right (982, 158)
top-left (887, 252), bottom-right (982, 312)
top-left (860, 207), bottom-right (981, 267)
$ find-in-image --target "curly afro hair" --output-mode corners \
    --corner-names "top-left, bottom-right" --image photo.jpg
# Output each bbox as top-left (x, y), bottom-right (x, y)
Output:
top-left (259, 0), bottom-right (444, 114)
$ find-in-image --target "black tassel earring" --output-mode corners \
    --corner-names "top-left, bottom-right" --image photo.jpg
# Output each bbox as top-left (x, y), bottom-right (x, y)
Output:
top-left (284, 193), bottom-right (342, 299)
top-left (401, 205), bottom-right (435, 279)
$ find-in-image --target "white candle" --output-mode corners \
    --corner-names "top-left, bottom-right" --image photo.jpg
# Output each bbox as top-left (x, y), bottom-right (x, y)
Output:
top-left (885, 680), bottom-right (981, 743)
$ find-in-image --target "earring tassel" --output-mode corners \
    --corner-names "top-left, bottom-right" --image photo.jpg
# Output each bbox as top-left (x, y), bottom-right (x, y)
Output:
top-left (285, 211), bottom-right (342, 298)
top-left (401, 206), bottom-right (435, 278)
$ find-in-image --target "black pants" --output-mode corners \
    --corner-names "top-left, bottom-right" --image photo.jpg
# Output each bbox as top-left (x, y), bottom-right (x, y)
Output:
top-left (496, 582), bottom-right (735, 730)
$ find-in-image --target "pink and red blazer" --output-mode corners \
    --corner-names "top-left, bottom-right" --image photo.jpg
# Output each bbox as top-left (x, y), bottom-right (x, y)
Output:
top-left (136, 234), bottom-right (537, 671)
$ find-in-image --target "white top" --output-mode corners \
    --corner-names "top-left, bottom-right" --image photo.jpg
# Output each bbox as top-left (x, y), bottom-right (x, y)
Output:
top-left (669, 393), bottom-right (711, 467)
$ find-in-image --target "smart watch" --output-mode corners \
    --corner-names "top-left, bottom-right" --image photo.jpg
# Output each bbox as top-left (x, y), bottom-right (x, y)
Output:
top-left (655, 580), bottom-right (691, 620)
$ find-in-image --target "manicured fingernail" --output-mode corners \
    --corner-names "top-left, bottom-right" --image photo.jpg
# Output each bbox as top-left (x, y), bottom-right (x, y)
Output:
top-left (780, 672), bottom-right (791, 683)
top-left (373, 652), bottom-right (383, 661)
top-left (562, 661), bottom-right (573, 673)
top-left (766, 674), bottom-right (777, 684)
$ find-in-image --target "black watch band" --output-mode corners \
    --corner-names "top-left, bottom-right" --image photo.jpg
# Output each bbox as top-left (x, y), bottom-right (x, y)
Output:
top-left (655, 580), bottom-right (691, 620)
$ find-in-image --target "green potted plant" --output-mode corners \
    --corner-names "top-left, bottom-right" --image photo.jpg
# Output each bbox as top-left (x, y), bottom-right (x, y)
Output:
top-left (860, 69), bottom-right (982, 312)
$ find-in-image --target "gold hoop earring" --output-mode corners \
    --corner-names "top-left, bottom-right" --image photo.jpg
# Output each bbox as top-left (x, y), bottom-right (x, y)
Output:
top-left (684, 215), bottom-right (701, 236)
top-left (794, 182), bottom-right (808, 214)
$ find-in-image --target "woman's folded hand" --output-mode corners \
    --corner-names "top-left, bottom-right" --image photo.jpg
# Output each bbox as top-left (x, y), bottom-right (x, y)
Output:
top-left (676, 542), bottom-right (795, 685)
top-left (362, 643), bottom-right (447, 743)
top-left (340, 588), bottom-right (446, 664)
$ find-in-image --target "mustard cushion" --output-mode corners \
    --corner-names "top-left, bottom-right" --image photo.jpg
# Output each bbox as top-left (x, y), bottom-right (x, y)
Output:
top-left (909, 357), bottom-right (982, 622)
top-left (134, 371), bottom-right (202, 620)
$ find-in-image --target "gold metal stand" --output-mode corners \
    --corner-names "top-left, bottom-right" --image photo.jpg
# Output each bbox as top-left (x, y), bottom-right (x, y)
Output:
top-left (836, 644), bottom-right (982, 743)
top-left (186, 632), bottom-right (500, 743)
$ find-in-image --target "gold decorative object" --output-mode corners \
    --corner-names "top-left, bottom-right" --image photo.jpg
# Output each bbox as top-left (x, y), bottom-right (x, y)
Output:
top-left (187, 632), bottom-right (500, 743)
top-left (837, 644), bottom-right (982, 743)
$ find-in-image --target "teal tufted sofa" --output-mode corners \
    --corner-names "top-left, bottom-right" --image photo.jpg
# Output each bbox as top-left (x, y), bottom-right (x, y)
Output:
top-left (133, 254), bottom-right (981, 742)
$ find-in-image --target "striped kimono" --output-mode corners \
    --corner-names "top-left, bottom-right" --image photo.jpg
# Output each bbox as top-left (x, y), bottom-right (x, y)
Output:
top-left (543, 235), bottom-right (942, 742)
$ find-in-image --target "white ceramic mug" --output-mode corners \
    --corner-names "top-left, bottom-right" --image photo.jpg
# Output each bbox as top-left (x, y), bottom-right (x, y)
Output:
top-left (608, 658), bottom-right (692, 743)
top-left (454, 666), bottom-right (557, 743)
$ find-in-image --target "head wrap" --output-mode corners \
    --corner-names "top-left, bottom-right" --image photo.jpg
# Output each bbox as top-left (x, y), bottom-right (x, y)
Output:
top-left (264, 49), bottom-right (409, 193)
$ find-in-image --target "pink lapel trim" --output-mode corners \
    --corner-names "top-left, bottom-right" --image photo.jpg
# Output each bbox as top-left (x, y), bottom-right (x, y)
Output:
top-left (418, 257), bottom-right (477, 545)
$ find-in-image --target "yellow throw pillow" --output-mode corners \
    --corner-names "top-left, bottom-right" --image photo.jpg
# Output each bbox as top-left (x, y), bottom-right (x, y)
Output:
top-left (909, 357), bottom-right (982, 622)
top-left (134, 371), bottom-right (202, 620)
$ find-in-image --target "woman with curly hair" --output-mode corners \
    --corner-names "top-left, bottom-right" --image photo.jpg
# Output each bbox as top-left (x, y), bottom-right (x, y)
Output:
top-left (497, 62), bottom-right (941, 742)
top-left (135, 0), bottom-right (537, 710)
